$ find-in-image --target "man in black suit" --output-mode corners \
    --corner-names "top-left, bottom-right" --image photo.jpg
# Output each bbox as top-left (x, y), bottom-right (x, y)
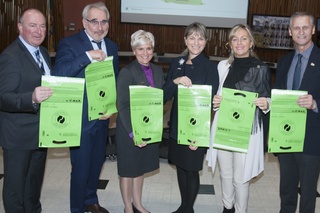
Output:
top-left (0, 8), bottom-right (53, 213)
top-left (274, 12), bottom-right (320, 213)
top-left (53, 2), bottom-right (119, 213)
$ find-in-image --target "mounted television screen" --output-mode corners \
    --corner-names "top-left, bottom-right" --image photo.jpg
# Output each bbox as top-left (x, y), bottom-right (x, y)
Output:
top-left (121, 0), bottom-right (249, 28)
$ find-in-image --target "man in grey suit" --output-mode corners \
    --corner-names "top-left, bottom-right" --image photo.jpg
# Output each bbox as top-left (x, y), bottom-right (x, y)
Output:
top-left (0, 8), bottom-right (53, 213)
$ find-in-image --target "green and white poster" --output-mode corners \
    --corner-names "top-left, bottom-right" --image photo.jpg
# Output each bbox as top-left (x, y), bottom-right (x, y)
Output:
top-left (213, 88), bottom-right (258, 153)
top-left (39, 76), bottom-right (85, 148)
top-left (85, 56), bottom-right (117, 121)
top-left (129, 85), bottom-right (163, 145)
top-left (268, 89), bottom-right (307, 153)
top-left (177, 85), bottom-right (212, 147)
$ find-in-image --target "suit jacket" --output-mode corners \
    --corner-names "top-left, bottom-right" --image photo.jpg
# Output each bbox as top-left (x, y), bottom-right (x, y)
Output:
top-left (116, 60), bottom-right (164, 135)
top-left (0, 38), bottom-right (52, 150)
top-left (52, 29), bottom-right (119, 129)
top-left (274, 44), bottom-right (320, 155)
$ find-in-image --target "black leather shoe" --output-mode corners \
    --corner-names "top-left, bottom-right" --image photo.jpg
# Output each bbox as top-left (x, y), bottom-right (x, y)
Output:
top-left (172, 205), bottom-right (185, 213)
top-left (132, 203), bottom-right (142, 213)
top-left (132, 203), bottom-right (151, 213)
top-left (85, 204), bottom-right (109, 213)
top-left (223, 206), bottom-right (235, 213)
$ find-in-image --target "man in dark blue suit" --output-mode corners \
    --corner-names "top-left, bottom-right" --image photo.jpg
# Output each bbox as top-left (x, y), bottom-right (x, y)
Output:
top-left (53, 2), bottom-right (119, 213)
top-left (274, 12), bottom-right (320, 213)
top-left (0, 8), bottom-right (53, 212)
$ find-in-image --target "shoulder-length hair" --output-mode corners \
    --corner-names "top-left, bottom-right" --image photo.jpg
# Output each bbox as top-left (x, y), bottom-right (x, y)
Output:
top-left (226, 24), bottom-right (258, 64)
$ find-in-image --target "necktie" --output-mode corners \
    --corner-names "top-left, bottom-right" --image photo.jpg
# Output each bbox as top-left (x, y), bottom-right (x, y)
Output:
top-left (92, 40), bottom-right (102, 50)
top-left (35, 50), bottom-right (45, 75)
top-left (292, 54), bottom-right (302, 90)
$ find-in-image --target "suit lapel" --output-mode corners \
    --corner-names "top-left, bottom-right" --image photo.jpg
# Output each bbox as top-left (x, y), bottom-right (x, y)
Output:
top-left (281, 52), bottom-right (294, 89)
top-left (80, 30), bottom-right (94, 51)
top-left (132, 60), bottom-right (149, 86)
top-left (17, 39), bottom-right (43, 75)
top-left (300, 47), bottom-right (320, 89)
top-left (150, 63), bottom-right (159, 88)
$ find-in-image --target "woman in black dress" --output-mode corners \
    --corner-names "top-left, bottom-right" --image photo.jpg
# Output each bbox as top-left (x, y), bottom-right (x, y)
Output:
top-left (116, 30), bottom-right (164, 213)
top-left (163, 22), bottom-right (219, 213)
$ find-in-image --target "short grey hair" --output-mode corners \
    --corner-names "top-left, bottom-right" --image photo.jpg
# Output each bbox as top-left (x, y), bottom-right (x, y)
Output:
top-left (290, 11), bottom-right (314, 27)
top-left (82, 2), bottom-right (110, 20)
top-left (131, 30), bottom-right (155, 50)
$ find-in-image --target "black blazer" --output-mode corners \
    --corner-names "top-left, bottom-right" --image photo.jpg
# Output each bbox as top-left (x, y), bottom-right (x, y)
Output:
top-left (116, 60), bottom-right (164, 135)
top-left (0, 38), bottom-right (52, 150)
top-left (274, 44), bottom-right (320, 155)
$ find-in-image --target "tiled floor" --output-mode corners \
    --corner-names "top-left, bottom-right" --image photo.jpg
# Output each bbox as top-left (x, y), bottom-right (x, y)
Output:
top-left (0, 148), bottom-right (319, 213)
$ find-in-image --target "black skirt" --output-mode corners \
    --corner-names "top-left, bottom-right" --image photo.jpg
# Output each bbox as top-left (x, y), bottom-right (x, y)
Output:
top-left (168, 137), bottom-right (207, 171)
top-left (116, 119), bottom-right (160, 177)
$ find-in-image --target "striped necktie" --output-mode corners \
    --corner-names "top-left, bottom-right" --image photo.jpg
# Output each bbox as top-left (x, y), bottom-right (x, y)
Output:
top-left (35, 50), bottom-right (45, 75)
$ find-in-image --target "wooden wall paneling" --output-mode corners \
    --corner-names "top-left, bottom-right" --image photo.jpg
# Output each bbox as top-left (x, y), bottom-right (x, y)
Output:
top-left (0, 0), bottom-right (50, 52)
top-left (2, 0), bottom-right (320, 63)
top-left (51, 0), bottom-right (64, 52)
top-left (0, 0), bottom-right (15, 50)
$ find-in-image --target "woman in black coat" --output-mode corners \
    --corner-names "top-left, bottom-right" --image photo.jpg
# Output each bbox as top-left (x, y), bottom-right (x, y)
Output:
top-left (163, 22), bottom-right (219, 213)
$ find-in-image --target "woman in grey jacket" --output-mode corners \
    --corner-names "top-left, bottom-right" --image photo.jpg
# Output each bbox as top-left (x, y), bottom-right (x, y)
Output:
top-left (116, 30), bottom-right (164, 213)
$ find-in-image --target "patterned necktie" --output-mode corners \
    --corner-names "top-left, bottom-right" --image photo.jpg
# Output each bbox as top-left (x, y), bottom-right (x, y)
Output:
top-left (92, 40), bottom-right (102, 50)
top-left (35, 50), bottom-right (45, 75)
top-left (292, 54), bottom-right (302, 90)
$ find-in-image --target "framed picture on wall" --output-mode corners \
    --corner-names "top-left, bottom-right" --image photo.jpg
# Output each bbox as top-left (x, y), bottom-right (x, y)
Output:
top-left (251, 14), bottom-right (293, 49)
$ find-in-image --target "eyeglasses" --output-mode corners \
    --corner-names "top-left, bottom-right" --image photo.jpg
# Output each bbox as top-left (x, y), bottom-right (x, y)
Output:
top-left (85, 18), bottom-right (109, 27)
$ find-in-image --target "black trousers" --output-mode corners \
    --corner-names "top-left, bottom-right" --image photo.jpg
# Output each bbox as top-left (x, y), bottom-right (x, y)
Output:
top-left (278, 153), bottom-right (320, 213)
top-left (2, 148), bottom-right (47, 213)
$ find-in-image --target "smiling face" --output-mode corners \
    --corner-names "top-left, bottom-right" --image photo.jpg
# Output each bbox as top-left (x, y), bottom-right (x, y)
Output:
top-left (184, 32), bottom-right (206, 59)
top-left (133, 42), bottom-right (154, 66)
top-left (82, 7), bottom-right (109, 42)
top-left (230, 28), bottom-right (253, 58)
top-left (289, 15), bottom-right (315, 51)
top-left (18, 9), bottom-right (46, 47)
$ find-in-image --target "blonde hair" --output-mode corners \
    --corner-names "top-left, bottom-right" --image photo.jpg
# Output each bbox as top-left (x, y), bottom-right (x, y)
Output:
top-left (226, 24), bottom-right (258, 64)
